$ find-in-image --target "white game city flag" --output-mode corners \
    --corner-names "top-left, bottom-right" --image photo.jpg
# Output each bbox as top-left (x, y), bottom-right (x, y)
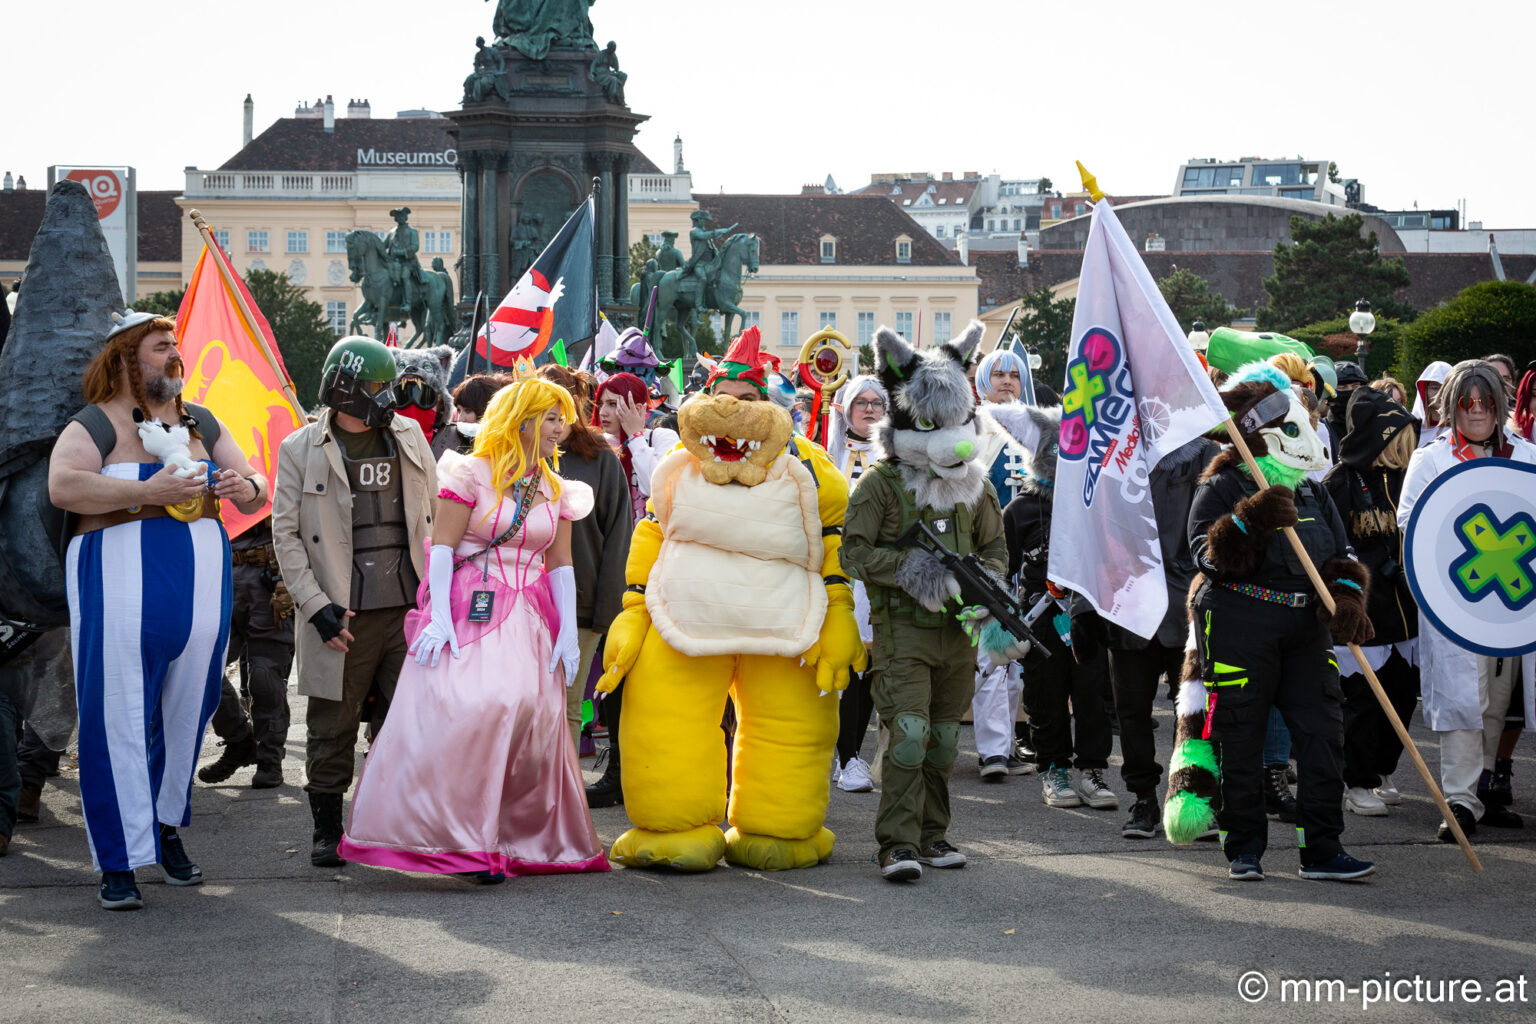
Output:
top-left (1046, 199), bottom-right (1230, 639)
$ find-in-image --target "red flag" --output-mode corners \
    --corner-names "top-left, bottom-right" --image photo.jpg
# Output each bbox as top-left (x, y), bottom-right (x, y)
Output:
top-left (176, 244), bottom-right (305, 539)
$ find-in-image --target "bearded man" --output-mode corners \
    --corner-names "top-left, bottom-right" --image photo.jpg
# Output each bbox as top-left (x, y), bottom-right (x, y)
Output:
top-left (48, 310), bottom-right (268, 910)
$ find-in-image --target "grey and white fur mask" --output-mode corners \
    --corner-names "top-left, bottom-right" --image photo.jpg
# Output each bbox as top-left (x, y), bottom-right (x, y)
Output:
top-left (874, 320), bottom-right (990, 510)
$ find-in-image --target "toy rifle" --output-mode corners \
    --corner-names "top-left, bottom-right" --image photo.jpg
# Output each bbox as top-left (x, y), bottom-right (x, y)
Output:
top-left (895, 521), bottom-right (1050, 658)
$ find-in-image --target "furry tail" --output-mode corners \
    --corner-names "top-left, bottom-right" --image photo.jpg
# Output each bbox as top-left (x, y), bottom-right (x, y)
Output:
top-left (1163, 653), bottom-right (1220, 846)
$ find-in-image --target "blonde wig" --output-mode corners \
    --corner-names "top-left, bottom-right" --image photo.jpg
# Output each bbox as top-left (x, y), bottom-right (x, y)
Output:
top-left (471, 377), bottom-right (576, 510)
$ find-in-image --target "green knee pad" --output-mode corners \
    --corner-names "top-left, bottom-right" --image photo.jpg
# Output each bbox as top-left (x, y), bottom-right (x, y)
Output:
top-left (891, 714), bottom-right (931, 769)
top-left (926, 722), bottom-right (960, 768)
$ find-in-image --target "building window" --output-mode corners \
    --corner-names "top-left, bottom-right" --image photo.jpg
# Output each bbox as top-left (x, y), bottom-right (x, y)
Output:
top-left (1013, 219), bottom-right (1021, 230)
top-left (987, 220), bottom-right (995, 231)
top-left (857, 311), bottom-right (875, 346)
top-left (741, 311), bottom-right (761, 330)
top-left (933, 311), bottom-right (952, 345)
top-left (710, 312), bottom-right (724, 336)
top-left (424, 230), bottom-right (454, 254)
top-left (819, 311), bottom-right (838, 332)
top-left (935, 225), bottom-right (945, 238)
top-left (325, 301), bottom-right (348, 336)
top-left (647, 232), bottom-right (664, 245)
top-left (286, 230), bottom-right (308, 254)
top-left (896, 239), bottom-right (911, 263)
top-left (820, 237), bottom-right (836, 263)
top-left (894, 311), bottom-right (913, 340)
top-left (1051, 204), bottom-right (1061, 219)
top-left (212, 229), bottom-right (230, 254)
top-left (247, 230), bottom-right (269, 253)
top-left (1075, 203), bottom-right (1086, 217)
top-left (780, 310), bottom-right (799, 348)
top-left (325, 231), bottom-right (347, 253)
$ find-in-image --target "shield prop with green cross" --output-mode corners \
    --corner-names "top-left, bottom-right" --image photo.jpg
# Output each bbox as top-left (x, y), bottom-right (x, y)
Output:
top-left (1405, 459), bottom-right (1536, 657)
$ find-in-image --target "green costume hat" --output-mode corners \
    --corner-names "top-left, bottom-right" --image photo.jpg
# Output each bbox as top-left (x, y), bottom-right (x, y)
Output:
top-left (1206, 326), bottom-right (1313, 375)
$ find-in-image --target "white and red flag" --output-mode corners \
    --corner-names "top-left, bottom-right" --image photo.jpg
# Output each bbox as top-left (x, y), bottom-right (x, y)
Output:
top-left (477, 196), bottom-right (596, 367)
top-left (1046, 199), bottom-right (1229, 638)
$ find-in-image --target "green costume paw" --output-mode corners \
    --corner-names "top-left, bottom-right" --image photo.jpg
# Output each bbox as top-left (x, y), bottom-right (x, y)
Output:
top-left (722, 826), bottom-right (835, 871)
top-left (610, 824), bottom-right (727, 871)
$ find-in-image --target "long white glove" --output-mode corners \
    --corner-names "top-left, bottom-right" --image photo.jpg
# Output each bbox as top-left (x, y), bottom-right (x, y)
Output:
top-left (410, 544), bottom-right (462, 668)
top-left (546, 565), bottom-right (580, 687)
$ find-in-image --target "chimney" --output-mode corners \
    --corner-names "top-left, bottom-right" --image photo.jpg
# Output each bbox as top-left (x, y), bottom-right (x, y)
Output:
top-left (348, 97), bottom-right (371, 119)
top-left (942, 171), bottom-right (953, 182)
top-left (673, 132), bottom-right (685, 174)
top-left (1017, 236), bottom-right (1029, 268)
top-left (15, 175), bottom-right (25, 190)
top-left (2, 171), bottom-right (11, 193)
top-left (323, 94), bottom-right (335, 133)
top-left (243, 94), bottom-right (254, 148)
top-left (956, 229), bottom-right (968, 265)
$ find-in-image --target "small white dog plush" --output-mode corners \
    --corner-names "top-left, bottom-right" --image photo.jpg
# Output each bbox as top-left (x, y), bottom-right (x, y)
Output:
top-left (137, 418), bottom-right (204, 479)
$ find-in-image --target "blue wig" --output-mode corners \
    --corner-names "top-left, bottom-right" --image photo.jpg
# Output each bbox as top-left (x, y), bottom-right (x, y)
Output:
top-left (1221, 361), bottom-right (1292, 394)
top-left (975, 348), bottom-right (1032, 403)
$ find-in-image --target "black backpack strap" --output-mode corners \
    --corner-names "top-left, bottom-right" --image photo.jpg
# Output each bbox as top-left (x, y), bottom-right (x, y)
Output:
top-left (68, 405), bottom-right (117, 462)
top-left (182, 402), bottom-right (221, 452)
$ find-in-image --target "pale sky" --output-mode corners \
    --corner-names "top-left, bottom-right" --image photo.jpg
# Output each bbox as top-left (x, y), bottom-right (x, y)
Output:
top-left (8, 0), bottom-right (1533, 226)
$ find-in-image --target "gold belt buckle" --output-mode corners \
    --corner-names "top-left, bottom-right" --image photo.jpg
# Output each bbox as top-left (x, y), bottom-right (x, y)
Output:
top-left (165, 494), bottom-right (205, 522)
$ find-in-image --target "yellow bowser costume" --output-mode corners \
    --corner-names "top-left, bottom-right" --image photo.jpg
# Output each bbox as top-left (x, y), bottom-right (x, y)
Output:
top-left (599, 327), bottom-right (866, 871)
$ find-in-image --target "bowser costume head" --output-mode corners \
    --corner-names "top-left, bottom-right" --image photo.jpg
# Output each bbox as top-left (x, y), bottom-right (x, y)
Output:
top-left (682, 325), bottom-right (792, 486)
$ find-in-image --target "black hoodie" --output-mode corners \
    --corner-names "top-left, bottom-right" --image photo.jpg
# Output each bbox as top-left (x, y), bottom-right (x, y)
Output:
top-left (1320, 387), bottom-right (1419, 646)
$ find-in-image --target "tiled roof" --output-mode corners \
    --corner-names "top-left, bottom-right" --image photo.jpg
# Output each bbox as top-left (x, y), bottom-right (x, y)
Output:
top-left (0, 188), bottom-right (181, 262)
top-left (853, 178), bottom-right (979, 211)
top-left (693, 194), bottom-right (960, 267)
top-left (219, 117), bottom-right (457, 172)
top-left (629, 149), bottom-right (663, 174)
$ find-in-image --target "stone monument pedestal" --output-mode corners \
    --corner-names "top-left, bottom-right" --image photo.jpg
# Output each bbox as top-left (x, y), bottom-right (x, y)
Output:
top-left (448, 44), bottom-right (646, 336)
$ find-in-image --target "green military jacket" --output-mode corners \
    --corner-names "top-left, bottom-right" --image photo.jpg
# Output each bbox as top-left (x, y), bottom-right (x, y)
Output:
top-left (841, 460), bottom-right (1007, 635)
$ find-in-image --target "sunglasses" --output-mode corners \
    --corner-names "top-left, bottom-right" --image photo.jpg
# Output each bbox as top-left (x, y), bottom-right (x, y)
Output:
top-left (1457, 395), bottom-right (1493, 413)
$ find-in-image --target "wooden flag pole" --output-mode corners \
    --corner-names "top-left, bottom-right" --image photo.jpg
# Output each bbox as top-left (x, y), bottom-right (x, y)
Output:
top-left (1221, 421), bottom-right (1482, 872)
top-left (187, 209), bottom-right (306, 420)
top-left (1073, 161), bottom-right (1480, 872)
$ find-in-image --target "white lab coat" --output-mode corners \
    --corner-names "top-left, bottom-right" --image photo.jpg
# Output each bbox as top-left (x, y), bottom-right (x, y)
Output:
top-left (1397, 433), bottom-right (1536, 730)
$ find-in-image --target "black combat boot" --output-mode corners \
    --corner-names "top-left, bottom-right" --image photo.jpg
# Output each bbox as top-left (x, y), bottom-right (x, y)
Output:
top-left (1263, 765), bottom-right (1298, 823)
top-left (585, 746), bottom-right (622, 808)
top-left (308, 792), bottom-right (346, 868)
top-left (197, 737), bottom-right (258, 784)
top-left (1487, 757), bottom-right (1514, 808)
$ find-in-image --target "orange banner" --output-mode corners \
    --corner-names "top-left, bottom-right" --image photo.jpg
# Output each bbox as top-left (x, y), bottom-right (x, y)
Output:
top-left (176, 245), bottom-right (304, 539)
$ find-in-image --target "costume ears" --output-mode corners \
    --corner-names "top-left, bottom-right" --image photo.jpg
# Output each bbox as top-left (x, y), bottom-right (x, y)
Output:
top-left (875, 326), bottom-right (919, 384)
top-left (945, 319), bottom-right (985, 363)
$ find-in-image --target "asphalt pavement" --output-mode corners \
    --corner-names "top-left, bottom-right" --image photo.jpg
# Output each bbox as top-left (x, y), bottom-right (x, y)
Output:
top-left (3, 690), bottom-right (1532, 1024)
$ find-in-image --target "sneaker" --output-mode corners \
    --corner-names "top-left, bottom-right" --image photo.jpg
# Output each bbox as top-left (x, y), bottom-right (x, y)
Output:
top-left (1345, 786), bottom-right (1388, 817)
top-left (1228, 854), bottom-right (1264, 880)
top-left (837, 757), bottom-right (875, 793)
top-left (1196, 826), bottom-right (1221, 842)
top-left (1299, 852), bottom-right (1376, 881)
top-left (880, 848), bottom-right (923, 882)
top-left (1041, 765), bottom-right (1082, 807)
top-left (1073, 768), bottom-right (1118, 810)
top-left (1121, 795), bottom-right (1160, 839)
top-left (1480, 806), bottom-right (1523, 829)
top-left (1372, 775), bottom-right (1403, 805)
top-left (979, 755), bottom-right (1009, 782)
top-left (830, 753), bottom-right (841, 785)
top-left (917, 840), bottom-right (967, 868)
top-left (157, 825), bottom-right (203, 886)
top-left (99, 870), bottom-right (145, 910)
top-left (1006, 755), bottom-right (1036, 776)
top-left (1437, 803), bottom-right (1478, 843)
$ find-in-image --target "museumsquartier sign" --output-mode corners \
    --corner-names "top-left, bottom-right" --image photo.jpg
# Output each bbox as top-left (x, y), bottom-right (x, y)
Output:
top-left (356, 148), bottom-right (458, 167)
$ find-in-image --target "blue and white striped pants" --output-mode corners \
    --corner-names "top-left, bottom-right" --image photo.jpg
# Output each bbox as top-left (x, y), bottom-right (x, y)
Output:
top-left (66, 517), bottom-right (231, 872)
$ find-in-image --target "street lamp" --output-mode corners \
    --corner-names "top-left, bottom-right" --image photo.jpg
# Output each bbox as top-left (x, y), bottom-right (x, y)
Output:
top-left (1026, 347), bottom-right (1043, 372)
top-left (1349, 299), bottom-right (1376, 364)
top-left (1187, 320), bottom-right (1210, 353)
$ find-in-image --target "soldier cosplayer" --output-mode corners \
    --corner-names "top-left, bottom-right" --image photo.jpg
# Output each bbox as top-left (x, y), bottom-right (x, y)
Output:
top-left (842, 323), bottom-right (1009, 882)
top-left (272, 337), bottom-right (435, 867)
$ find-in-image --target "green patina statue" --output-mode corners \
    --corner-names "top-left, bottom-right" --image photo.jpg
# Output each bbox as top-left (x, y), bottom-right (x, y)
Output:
top-left (383, 207), bottom-right (423, 312)
top-left (464, 36), bottom-right (511, 102)
top-left (489, 0), bottom-right (597, 60)
top-left (685, 209), bottom-right (740, 279)
top-left (589, 40), bottom-right (626, 104)
top-left (656, 230), bottom-right (685, 272)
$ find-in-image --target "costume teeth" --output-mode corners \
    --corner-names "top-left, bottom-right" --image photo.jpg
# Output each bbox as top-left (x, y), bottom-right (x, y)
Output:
top-left (702, 434), bottom-right (715, 446)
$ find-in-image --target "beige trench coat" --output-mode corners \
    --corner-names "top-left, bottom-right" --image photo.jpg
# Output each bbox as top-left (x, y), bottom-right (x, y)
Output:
top-left (272, 410), bottom-right (436, 701)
